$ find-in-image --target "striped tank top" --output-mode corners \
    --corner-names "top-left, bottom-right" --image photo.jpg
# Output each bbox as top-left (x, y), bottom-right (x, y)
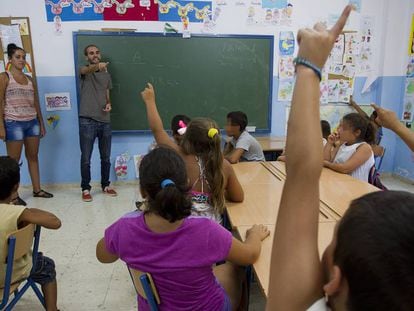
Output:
top-left (4, 71), bottom-right (37, 121)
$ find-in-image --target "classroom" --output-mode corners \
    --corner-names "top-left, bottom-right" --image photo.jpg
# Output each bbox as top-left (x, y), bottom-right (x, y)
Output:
top-left (1, 0), bottom-right (414, 310)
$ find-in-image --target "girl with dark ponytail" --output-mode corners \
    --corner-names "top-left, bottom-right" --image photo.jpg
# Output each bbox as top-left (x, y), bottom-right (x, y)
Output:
top-left (0, 43), bottom-right (53, 205)
top-left (323, 112), bottom-right (376, 181)
top-left (139, 83), bottom-right (244, 223)
top-left (97, 146), bottom-right (269, 310)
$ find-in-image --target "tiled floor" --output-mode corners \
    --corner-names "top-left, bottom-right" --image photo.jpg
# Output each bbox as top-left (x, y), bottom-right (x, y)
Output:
top-left (10, 175), bottom-right (414, 311)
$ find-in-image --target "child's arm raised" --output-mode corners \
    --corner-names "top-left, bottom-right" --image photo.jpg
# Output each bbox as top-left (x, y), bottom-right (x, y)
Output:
top-left (267, 6), bottom-right (352, 310)
top-left (18, 208), bottom-right (61, 230)
top-left (372, 104), bottom-right (414, 152)
top-left (140, 83), bottom-right (179, 152)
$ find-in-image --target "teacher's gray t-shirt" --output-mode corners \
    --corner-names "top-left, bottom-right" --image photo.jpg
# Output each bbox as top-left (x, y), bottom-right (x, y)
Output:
top-left (79, 69), bottom-right (112, 123)
top-left (230, 130), bottom-right (265, 161)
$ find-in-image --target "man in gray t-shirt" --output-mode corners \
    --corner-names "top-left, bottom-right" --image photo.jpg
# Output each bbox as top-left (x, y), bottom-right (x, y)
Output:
top-left (224, 111), bottom-right (265, 163)
top-left (78, 45), bottom-right (117, 202)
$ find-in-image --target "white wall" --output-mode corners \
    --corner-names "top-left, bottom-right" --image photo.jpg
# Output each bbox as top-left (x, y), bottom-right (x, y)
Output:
top-left (1, 0), bottom-right (405, 77)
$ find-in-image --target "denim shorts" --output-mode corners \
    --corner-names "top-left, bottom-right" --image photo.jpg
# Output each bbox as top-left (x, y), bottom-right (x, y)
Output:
top-left (5, 118), bottom-right (40, 141)
top-left (30, 252), bottom-right (56, 285)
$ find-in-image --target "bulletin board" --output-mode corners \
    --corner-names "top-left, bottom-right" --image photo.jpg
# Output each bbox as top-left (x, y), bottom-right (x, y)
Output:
top-left (0, 17), bottom-right (37, 86)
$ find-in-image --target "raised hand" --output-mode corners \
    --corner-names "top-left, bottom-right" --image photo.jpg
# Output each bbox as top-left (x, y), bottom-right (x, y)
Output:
top-left (141, 83), bottom-right (156, 104)
top-left (296, 5), bottom-right (353, 69)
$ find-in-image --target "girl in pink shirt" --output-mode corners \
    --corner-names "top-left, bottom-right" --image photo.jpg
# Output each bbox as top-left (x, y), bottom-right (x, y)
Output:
top-left (97, 147), bottom-right (269, 310)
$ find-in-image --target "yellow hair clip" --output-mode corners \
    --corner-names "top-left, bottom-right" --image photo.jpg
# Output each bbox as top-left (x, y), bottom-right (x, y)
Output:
top-left (208, 128), bottom-right (218, 139)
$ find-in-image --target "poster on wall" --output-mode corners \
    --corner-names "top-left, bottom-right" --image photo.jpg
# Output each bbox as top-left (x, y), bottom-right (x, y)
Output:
top-left (45, 0), bottom-right (104, 22)
top-left (103, 0), bottom-right (158, 21)
top-left (157, 0), bottom-right (212, 23)
top-left (409, 14), bottom-right (414, 55)
top-left (279, 31), bottom-right (295, 56)
top-left (11, 19), bottom-right (30, 36)
top-left (0, 24), bottom-right (22, 51)
top-left (278, 78), bottom-right (294, 101)
top-left (45, 92), bottom-right (71, 111)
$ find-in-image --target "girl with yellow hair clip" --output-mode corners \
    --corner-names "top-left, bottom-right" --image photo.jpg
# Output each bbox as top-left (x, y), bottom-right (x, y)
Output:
top-left (140, 83), bottom-right (244, 224)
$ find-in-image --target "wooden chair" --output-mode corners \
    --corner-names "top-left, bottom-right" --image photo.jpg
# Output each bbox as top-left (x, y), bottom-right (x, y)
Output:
top-left (0, 224), bottom-right (45, 310)
top-left (128, 267), bottom-right (160, 311)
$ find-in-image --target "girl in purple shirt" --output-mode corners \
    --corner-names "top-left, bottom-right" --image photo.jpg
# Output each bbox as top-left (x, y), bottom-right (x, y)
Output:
top-left (96, 147), bottom-right (269, 310)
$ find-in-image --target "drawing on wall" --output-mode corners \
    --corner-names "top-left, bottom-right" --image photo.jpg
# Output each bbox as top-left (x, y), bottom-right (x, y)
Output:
top-left (0, 24), bottom-right (22, 51)
top-left (409, 14), bottom-right (414, 55)
top-left (46, 114), bottom-right (60, 129)
top-left (279, 31), bottom-right (295, 56)
top-left (407, 57), bottom-right (414, 78)
top-left (45, 0), bottom-right (160, 21)
top-left (278, 56), bottom-right (294, 79)
top-left (157, 0), bottom-right (211, 22)
top-left (278, 78), bottom-right (295, 101)
top-left (262, 0), bottom-right (287, 9)
top-left (402, 97), bottom-right (413, 122)
top-left (45, 92), bottom-right (72, 111)
top-left (115, 152), bottom-right (130, 180)
top-left (11, 19), bottom-right (30, 36)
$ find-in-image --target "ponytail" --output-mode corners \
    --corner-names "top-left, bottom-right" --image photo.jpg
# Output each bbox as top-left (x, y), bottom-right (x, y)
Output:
top-left (181, 118), bottom-right (226, 214)
top-left (365, 121), bottom-right (377, 145)
top-left (205, 133), bottom-right (225, 214)
top-left (139, 146), bottom-right (192, 223)
top-left (152, 183), bottom-right (192, 223)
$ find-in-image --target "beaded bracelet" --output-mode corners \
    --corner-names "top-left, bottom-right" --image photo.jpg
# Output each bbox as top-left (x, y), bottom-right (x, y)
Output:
top-left (293, 57), bottom-right (322, 81)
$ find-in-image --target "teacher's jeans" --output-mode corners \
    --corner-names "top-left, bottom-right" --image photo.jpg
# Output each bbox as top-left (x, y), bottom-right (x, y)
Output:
top-left (79, 117), bottom-right (112, 191)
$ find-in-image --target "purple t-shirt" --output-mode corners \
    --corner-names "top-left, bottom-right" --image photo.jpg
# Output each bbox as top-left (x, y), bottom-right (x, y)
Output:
top-left (104, 211), bottom-right (233, 310)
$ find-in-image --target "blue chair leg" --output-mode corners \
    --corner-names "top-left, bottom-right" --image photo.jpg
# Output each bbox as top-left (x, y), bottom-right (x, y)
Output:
top-left (5, 282), bottom-right (31, 311)
top-left (29, 279), bottom-right (46, 307)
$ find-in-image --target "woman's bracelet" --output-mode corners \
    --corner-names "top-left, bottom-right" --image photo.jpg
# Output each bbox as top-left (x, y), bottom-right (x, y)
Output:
top-left (293, 57), bottom-right (322, 81)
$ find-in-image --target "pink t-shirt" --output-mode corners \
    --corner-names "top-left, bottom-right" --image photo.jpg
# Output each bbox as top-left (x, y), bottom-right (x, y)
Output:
top-left (104, 211), bottom-right (232, 310)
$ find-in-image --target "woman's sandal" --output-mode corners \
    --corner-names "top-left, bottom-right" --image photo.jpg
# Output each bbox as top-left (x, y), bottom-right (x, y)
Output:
top-left (33, 189), bottom-right (54, 198)
top-left (12, 196), bottom-right (27, 206)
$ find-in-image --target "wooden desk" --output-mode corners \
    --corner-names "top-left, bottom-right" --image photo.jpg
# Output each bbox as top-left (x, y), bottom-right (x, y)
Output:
top-left (255, 137), bottom-right (286, 161)
top-left (266, 161), bottom-right (380, 217)
top-left (237, 221), bottom-right (336, 297)
top-left (256, 136), bottom-right (286, 142)
top-left (232, 162), bottom-right (283, 185)
top-left (227, 163), bottom-right (334, 227)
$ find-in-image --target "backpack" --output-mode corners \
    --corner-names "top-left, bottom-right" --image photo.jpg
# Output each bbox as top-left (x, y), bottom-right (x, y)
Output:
top-left (368, 165), bottom-right (388, 190)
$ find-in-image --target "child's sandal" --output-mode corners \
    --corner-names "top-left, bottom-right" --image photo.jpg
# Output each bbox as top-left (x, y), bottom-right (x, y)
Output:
top-left (33, 189), bottom-right (54, 198)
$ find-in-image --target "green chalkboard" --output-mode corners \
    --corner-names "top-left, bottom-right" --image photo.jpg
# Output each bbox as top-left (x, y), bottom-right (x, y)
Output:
top-left (74, 32), bottom-right (274, 132)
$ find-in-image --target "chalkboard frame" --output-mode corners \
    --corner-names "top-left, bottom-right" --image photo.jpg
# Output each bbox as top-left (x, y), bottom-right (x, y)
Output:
top-left (73, 31), bottom-right (274, 134)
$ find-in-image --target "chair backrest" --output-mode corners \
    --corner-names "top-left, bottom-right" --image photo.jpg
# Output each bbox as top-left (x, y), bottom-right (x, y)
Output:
top-left (128, 267), bottom-right (160, 310)
top-left (376, 146), bottom-right (386, 171)
top-left (3, 224), bottom-right (35, 263)
top-left (368, 165), bottom-right (388, 190)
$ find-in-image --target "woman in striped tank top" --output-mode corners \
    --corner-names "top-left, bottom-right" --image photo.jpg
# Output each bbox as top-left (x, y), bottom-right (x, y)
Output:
top-left (0, 44), bottom-right (53, 206)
